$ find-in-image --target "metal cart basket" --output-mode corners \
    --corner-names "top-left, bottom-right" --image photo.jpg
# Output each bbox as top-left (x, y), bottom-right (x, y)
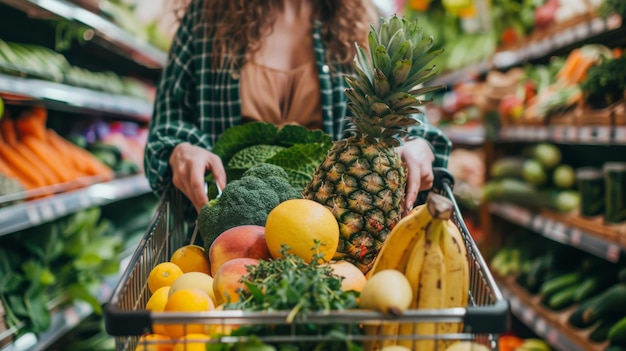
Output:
top-left (104, 169), bottom-right (509, 350)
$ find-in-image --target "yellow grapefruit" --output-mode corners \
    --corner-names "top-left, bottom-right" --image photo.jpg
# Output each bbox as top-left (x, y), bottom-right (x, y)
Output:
top-left (264, 199), bottom-right (339, 264)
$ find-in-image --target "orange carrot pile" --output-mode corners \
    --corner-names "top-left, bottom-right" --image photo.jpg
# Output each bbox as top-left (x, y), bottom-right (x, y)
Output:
top-left (0, 106), bottom-right (115, 193)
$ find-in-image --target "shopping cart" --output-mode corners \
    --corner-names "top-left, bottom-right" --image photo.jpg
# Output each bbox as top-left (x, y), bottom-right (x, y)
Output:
top-left (104, 168), bottom-right (509, 350)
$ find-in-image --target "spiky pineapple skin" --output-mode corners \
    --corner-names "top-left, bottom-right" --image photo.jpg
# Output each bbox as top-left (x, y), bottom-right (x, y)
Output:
top-left (302, 137), bottom-right (406, 273)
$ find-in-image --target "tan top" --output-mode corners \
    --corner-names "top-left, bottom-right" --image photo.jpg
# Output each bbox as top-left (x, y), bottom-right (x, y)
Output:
top-left (240, 60), bottom-right (323, 130)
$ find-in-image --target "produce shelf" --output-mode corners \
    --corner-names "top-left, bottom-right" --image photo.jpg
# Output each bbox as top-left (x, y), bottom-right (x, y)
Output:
top-left (0, 174), bottom-right (151, 237)
top-left (0, 255), bottom-right (133, 351)
top-left (497, 275), bottom-right (606, 351)
top-left (440, 124), bottom-right (486, 145)
top-left (0, 0), bottom-right (167, 69)
top-left (489, 202), bottom-right (626, 263)
top-left (497, 125), bottom-right (626, 145)
top-left (0, 73), bottom-right (153, 120)
top-left (429, 14), bottom-right (623, 87)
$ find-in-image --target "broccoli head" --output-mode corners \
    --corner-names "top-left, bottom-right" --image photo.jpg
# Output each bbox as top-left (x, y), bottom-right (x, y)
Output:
top-left (197, 170), bottom-right (302, 249)
top-left (242, 162), bottom-right (289, 180)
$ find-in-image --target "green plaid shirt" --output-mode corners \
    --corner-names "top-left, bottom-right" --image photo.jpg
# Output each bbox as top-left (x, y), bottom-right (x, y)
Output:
top-left (144, 0), bottom-right (451, 198)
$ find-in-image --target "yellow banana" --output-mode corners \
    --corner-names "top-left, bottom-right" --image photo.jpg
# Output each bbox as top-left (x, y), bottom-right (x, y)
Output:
top-left (415, 218), bottom-right (446, 350)
top-left (369, 203), bottom-right (428, 274)
top-left (435, 217), bottom-right (470, 349)
top-left (365, 204), bottom-right (428, 350)
top-left (414, 193), bottom-right (454, 350)
top-left (396, 220), bottom-right (427, 349)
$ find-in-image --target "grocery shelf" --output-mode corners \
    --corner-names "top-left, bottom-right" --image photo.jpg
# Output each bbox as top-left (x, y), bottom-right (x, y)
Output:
top-left (497, 276), bottom-right (605, 351)
top-left (0, 73), bottom-right (153, 120)
top-left (430, 14), bottom-right (623, 87)
top-left (440, 124), bottom-right (486, 145)
top-left (0, 0), bottom-right (167, 69)
top-left (0, 174), bottom-right (151, 237)
top-left (0, 255), bottom-right (133, 351)
top-left (489, 202), bottom-right (625, 263)
top-left (497, 125), bottom-right (626, 145)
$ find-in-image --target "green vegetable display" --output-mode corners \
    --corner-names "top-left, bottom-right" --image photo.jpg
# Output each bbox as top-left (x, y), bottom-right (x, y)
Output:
top-left (0, 207), bottom-right (124, 335)
top-left (210, 122), bottom-right (332, 191)
top-left (581, 56), bottom-right (626, 109)
top-left (198, 163), bottom-right (301, 248)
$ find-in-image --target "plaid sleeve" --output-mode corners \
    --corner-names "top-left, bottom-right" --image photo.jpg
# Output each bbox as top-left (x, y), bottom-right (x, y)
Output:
top-left (144, 0), bottom-right (213, 197)
top-left (407, 114), bottom-right (452, 168)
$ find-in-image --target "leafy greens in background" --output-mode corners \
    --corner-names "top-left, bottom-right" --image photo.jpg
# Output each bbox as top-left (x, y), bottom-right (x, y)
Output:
top-left (210, 122), bottom-right (333, 191)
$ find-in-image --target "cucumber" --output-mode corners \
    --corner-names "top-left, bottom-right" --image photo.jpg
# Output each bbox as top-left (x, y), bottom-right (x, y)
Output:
top-left (608, 316), bottom-right (626, 345)
top-left (574, 272), bottom-right (617, 303)
top-left (490, 157), bottom-right (526, 179)
top-left (547, 285), bottom-right (578, 310)
top-left (589, 318), bottom-right (620, 343)
top-left (524, 256), bottom-right (549, 294)
top-left (568, 293), bottom-right (604, 329)
top-left (581, 284), bottom-right (626, 326)
top-left (540, 272), bottom-right (580, 300)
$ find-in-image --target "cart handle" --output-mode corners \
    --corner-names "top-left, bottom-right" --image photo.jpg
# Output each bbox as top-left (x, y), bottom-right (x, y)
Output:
top-left (415, 167), bottom-right (455, 206)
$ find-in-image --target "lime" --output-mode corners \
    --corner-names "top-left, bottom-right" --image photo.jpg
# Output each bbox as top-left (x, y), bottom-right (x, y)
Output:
top-left (0, 96), bottom-right (4, 119)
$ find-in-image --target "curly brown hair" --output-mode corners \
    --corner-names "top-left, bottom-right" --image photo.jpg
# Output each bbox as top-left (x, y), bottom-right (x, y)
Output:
top-left (195, 0), bottom-right (379, 70)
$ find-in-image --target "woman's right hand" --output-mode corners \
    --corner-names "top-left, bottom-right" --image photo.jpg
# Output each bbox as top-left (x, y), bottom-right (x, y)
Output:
top-left (169, 142), bottom-right (227, 213)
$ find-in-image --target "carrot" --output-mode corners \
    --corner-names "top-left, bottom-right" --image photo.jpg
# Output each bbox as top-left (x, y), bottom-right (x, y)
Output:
top-left (0, 118), bottom-right (18, 146)
top-left (0, 118), bottom-right (62, 186)
top-left (16, 107), bottom-right (48, 140)
top-left (0, 155), bottom-right (17, 178)
top-left (556, 48), bottom-right (581, 83)
top-left (46, 130), bottom-right (115, 181)
top-left (14, 109), bottom-right (83, 180)
top-left (0, 138), bottom-right (47, 189)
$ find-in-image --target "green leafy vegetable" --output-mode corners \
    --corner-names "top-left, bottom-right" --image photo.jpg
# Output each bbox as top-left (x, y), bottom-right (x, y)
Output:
top-left (211, 122), bottom-right (332, 190)
top-left (581, 55), bottom-right (626, 109)
top-left (223, 245), bottom-right (362, 351)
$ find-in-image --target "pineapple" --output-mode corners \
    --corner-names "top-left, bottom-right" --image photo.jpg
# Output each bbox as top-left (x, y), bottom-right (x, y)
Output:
top-left (302, 15), bottom-right (444, 274)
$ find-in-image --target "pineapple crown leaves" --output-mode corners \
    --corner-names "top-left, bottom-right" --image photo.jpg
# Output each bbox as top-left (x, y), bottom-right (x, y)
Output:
top-left (344, 15), bottom-right (445, 146)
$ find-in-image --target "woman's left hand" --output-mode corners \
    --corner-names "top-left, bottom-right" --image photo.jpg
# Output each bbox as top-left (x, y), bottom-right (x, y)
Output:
top-left (396, 137), bottom-right (435, 216)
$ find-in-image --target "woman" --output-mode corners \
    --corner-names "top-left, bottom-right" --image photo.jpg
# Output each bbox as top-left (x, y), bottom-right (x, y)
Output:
top-left (144, 0), bottom-right (451, 215)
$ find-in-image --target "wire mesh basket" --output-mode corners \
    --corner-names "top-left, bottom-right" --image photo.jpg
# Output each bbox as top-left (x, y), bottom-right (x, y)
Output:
top-left (104, 169), bottom-right (509, 350)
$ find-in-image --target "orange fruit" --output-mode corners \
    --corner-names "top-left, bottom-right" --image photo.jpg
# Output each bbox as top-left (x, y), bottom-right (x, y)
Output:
top-left (265, 199), bottom-right (339, 264)
top-left (168, 272), bottom-right (216, 304)
top-left (170, 245), bottom-right (211, 274)
top-left (172, 333), bottom-right (212, 351)
top-left (145, 286), bottom-right (170, 335)
top-left (163, 289), bottom-right (215, 339)
top-left (204, 304), bottom-right (237, 336)
top-left (148, 262), bottom-right (184, 294)
top-left (135, 333), bottom-right (174, 351)
top-left (327, 260), bottom-right (367, 293)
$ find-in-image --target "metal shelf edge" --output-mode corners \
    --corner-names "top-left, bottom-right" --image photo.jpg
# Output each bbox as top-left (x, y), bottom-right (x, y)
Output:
top-left (0, 175), bottom-right (151, 237)
top-left (489, 202), bottom-right (624, 263)
top-left (497, 126), bottom-right (625, 145)
top-left (0, 74), bottom-right (153, 120)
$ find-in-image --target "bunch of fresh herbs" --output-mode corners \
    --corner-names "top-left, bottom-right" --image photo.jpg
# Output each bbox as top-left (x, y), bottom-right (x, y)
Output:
top-left (217, 245), bottom-right (362, 351)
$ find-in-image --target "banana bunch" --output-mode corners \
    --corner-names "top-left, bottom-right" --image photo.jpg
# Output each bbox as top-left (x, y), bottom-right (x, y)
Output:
top-left (364, 193), bottom-right (470, 351)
